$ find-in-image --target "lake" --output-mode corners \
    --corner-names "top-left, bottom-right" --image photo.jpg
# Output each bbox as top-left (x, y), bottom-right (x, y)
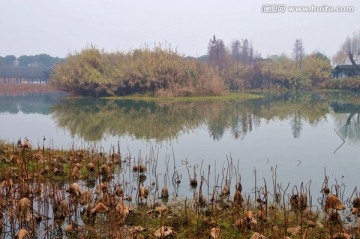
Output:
top-left (0, 91), bottom-right (360, 202)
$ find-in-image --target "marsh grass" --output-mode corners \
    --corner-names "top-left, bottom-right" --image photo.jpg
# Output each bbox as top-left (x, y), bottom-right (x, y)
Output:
top-left (323, 76), bottom-right (360, 92)
top-left (0, 140), bottom-right (359, 239)
top-left (50, 46), bottom-right (226, 97)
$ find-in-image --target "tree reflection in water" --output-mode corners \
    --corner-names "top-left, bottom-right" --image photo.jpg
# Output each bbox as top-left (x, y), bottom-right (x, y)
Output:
top-left (49, 92), bottom-right (360, 143)
top-left (332, 101), bottom-right (360, 144)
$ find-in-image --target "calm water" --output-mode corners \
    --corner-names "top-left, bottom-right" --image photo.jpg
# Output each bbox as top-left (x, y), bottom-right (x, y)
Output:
top-left (0, 91), bottom-right (360, 200)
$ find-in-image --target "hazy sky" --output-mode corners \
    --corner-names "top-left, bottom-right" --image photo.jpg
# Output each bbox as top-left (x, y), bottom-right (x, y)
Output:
top-left (1, 0), bottom-right (359, 59)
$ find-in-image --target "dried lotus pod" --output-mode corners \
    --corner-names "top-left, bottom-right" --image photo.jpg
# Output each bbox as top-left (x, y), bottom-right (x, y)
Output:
top-left (220, 184), bottom-right (230, 198)
top-left (67, 182), bottom-right (83, 197)
top-left (17, 228), bottom-right (30, 239)
top-left (116, 201), bottom-right (130, 218)
top-left (86, 162), bottom-right (95, 172)
top-left (332, 232), bottom-right (351, 239)
top-left (287, 226), bottom-right (300, 236)
top-left (210, 227), bottom-right (221, 238)
top-left (250, 232), bottom-right (267, 239)
top-left (234, 190), bottom-right (244, 206)
top-left (114, 184), bottom-right (123, 197)
top-left (16, 197), bottom-right (31, 222)
top-left (139, 186), bottom-right (149, 200)
top-left (100, 164), bottom-right (111, 178)
top-left (91, 202), bottom-right (109, 214)
top-left (154, 226), bottom-right (174, 238)
top-left (71, 166), bottom-right (80, 179)
top-left (161, 186), bottom-right (169, 199)
top-left (325, 194), bottom-right (345, 212)
top-left (352, 197), bottom-right (360, 208)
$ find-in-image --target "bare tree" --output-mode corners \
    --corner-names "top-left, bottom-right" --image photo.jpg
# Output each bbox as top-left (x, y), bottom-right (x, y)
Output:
top-left (231, 40), bottom-right (241, 77)
top-left (241, 39), bottom-right (249, 64)
top-left (340, 31), bottom-right (360, 70)
top-left (208, 35), bottom-right (228, 73)
top-left (332, 50), bottom-right (348, 65)
top-left (293, 39), bottom-right (305, 69)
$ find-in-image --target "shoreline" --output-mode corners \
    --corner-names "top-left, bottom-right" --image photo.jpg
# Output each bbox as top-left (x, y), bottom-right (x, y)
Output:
top-left (0, 83), bottom-right (61, 95)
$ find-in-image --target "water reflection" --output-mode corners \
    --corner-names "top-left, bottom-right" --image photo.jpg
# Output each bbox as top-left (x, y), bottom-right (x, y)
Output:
top-left (0, 93), bottom-right (64, 115)
top-left (2, 91), bottom-right (360, 205)
top-left (2, 91), bottom-right (360, 143)
top-left (49, 92), bottom-right (360, 143)
top-left (332, 101), bottom-right (360, 143)
top-left (51, 99), bottom-right (248, 141)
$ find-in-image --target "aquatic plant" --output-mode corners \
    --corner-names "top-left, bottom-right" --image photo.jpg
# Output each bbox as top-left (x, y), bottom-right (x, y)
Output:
top-left (0, 139), bottom-right (359, 238)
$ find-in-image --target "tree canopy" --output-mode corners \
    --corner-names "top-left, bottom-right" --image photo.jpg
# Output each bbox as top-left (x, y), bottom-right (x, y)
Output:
top-left (48, 32), bottom-right (360, 96)
top-left (333, 31), bottom-right (360, 69)
top-left (0, 54), bottom-right (62, 67)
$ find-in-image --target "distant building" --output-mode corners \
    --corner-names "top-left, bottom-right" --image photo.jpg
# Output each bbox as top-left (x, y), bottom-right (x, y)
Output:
top-left (0, 67), bottom-right (52, 84)
top-left (332, 65), bottom-right (360, 79)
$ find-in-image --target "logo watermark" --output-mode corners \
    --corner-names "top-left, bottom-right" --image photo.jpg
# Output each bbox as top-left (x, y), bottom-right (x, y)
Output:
top-left (261, 4), bottom-right (355, 13)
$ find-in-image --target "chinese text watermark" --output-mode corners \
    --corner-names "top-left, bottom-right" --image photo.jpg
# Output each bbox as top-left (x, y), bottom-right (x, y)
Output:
top-left (261, 4), bottom-right (354, 13)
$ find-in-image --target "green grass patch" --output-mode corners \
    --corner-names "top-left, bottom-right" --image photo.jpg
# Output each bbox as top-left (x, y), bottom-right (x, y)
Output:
top-left (101, 92), bottom-right (263, 102)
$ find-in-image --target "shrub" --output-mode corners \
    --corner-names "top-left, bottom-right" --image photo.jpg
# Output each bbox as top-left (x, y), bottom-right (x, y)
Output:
top-left (50, 46), bottom-right (226, 97)
top-left (322, 76), bottom-right (360, 91)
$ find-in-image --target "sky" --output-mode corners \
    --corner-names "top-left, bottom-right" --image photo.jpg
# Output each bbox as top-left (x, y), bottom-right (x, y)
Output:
top-left (1, 0), bottom-right (359, 59)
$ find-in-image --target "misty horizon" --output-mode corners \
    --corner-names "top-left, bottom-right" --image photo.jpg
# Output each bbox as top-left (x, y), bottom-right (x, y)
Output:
top-left (1, 0), bottom-right (359, 61)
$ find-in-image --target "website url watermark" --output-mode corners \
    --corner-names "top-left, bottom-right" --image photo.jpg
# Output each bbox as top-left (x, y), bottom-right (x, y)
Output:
top-left (261, 4), bottom-right (355, 13)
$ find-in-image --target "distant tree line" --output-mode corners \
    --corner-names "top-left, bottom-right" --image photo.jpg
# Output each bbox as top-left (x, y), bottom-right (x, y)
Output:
top-left (205, 35), bottom-right (332, 90)
top-left (50, 31), bottom-right (360, 96)
top-left (0, 54), bottom-right (63, 68)
top-left (50, 38), bottom-right (334, 97)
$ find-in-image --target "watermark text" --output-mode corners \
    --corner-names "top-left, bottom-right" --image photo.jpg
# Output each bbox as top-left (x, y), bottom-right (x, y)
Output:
top-left (261, 4), bottom-right (354, 13)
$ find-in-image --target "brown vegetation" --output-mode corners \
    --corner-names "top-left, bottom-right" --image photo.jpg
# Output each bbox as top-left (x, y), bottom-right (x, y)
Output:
top-left (0, 83), bottom-right (60, 95)
top-left (50, 46), bottom-right (226, 97)
top-left (0, 139), bottom-right (360, 238)
top-left (50, 42), bottom-right (333, 97)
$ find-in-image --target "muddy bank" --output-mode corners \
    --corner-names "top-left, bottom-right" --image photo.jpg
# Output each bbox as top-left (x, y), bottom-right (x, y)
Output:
top-left (0, 83), bottom-right (61, 95)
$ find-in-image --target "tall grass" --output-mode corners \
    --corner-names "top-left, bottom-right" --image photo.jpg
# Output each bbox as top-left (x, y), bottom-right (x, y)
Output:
top-left (50, 46), bottom-right (226, 97)
top-left (322, 76), bottom-right (360, 91)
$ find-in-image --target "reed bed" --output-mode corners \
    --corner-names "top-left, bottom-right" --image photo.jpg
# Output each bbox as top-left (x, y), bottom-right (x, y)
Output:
top-left (50, 46), bottom-right (225, 98)
top-left (0, 139), bottom-right (359, 239)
